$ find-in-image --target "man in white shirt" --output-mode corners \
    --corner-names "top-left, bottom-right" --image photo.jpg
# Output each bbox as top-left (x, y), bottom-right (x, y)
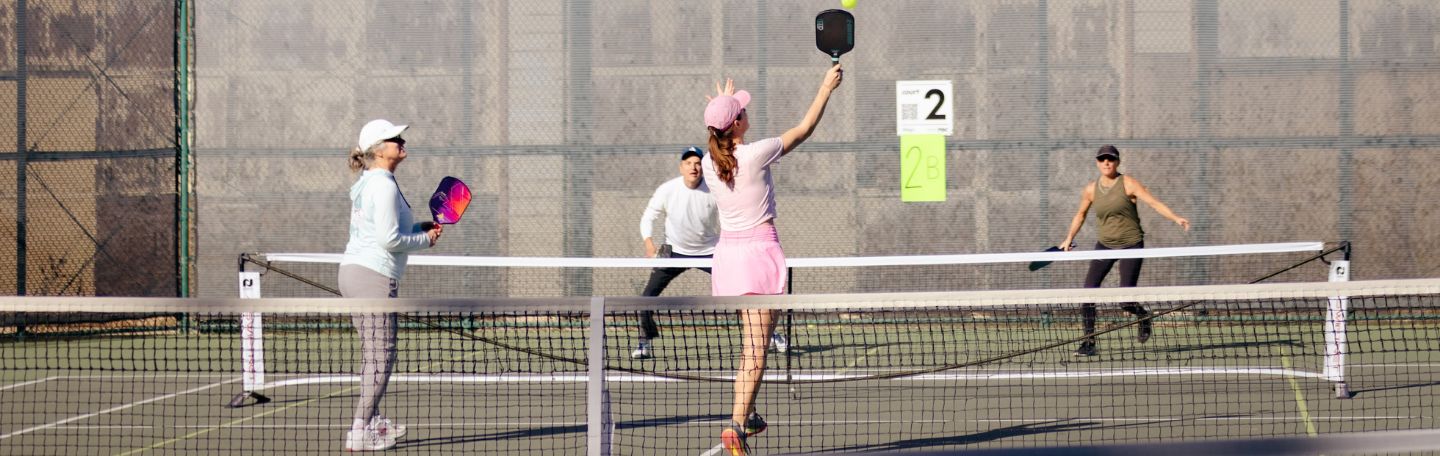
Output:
top-left (633, 146), bottom-right (719, 359)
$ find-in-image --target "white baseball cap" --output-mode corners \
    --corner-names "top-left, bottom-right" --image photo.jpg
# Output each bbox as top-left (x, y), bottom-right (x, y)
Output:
top-left (357, 119), bottom-right (409, 151)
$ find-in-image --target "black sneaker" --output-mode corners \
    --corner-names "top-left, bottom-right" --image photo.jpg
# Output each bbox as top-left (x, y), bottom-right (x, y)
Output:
top-left (1073, 341), bottom-right (1098, 357)
top-left (743, 412), bottom-right (767, 436)
top-left (1137, 315), bottom-right (1153, 344)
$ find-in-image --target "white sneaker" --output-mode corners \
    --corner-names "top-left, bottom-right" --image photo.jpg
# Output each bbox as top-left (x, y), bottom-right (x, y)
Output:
top-left (770, 333), bottom-right (789, 354)
top-left (344, 427), bottom-right (395, 452)
top-left (631, 339), bottom-right (652, 359)
top-left (370, 416), bottom-right (406, 439)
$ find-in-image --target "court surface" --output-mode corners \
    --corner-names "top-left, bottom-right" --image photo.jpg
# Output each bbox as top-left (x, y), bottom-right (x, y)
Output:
top-left (3, 327), bottom-right (1435, 455)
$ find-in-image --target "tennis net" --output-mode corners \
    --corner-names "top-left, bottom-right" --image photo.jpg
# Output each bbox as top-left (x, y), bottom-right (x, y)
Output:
top-left (240, 242), bottom-right (1334, 300)
top-left (2, 278), bottom-right (1438, 454)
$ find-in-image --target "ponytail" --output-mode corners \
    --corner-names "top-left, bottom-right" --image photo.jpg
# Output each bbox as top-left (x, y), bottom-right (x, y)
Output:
top-left (348, 144), bottom-right (377, 174)
top-left (708, 127), bottom-right (738, 187)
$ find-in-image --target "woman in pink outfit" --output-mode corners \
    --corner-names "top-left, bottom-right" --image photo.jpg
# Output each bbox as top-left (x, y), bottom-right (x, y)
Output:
top-left (702, 64), bottom-right (843, 456)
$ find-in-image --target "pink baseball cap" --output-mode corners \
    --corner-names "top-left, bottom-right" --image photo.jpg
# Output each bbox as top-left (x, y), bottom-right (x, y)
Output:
top-left (703, 90), bottom-right (752, 131)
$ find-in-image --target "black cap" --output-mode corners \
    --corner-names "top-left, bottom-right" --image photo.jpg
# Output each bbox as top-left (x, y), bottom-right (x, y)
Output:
top-left (1096, 145), bottom-right (1120, 159)
top-left (681, 146), bottom-right (703, 160)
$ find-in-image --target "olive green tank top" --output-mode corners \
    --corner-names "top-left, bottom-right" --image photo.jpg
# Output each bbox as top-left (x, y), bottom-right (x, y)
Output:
top-left (1093, 175), bottom-right (1143, 248)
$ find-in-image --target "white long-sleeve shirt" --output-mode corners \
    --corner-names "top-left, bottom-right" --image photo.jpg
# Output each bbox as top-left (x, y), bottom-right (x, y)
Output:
top-left (640, 177), bottom-right (719, 256)
top-left (342, 169), bottom-right (432, 279)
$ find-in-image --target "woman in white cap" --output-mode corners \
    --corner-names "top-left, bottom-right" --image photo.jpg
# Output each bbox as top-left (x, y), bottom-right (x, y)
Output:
top-left (703, 64), bottom-right (843, 456)
top-left (339, 119), bottom-right (442, 451)
top-left (1060, 145), bottom-right (1189, 357)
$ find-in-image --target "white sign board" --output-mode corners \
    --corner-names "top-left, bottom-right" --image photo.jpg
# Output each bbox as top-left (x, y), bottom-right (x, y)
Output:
top-left (896, 80), bottom-right (953, 136)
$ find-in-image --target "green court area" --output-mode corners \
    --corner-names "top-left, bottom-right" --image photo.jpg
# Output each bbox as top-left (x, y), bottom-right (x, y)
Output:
top-left (2, 312), bottom-right (1437, 454)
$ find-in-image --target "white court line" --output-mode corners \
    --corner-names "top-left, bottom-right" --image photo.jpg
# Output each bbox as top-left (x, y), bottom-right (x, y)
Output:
top-left (39, 425), bottom-right (154, 430)
top-left (1, 374), bottom-right (234, 391)
top-left (1199, 416), bottom-right (1423, 421)
top-left (169, 422), bottom-right (588, 429)
top-left (1349, 363), bottom-right (1440, 368)
top-left (0, 377), bottom-right (241, 441)
top-left (0, 376), bottom-right (58, 391)
top-left (978, 416), bottom-right (1422, 423)
top-left (643, 417), bottom-right (1425, 426)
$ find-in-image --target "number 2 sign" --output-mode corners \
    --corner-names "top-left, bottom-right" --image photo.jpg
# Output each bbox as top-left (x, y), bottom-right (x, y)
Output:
top-left (896, 80), bottom-right (953, 136)
top-left (897, 81), bottom-right (950, 202)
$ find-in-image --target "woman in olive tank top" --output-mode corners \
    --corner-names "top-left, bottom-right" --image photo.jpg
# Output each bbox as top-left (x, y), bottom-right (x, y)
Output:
top-left (1060, 145), bottom-right (1191, 356)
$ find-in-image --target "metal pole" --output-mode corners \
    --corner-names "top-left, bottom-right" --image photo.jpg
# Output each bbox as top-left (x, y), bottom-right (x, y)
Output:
top-left (16, 0), bottom-right (28, 295)
top-left (586, 296), bottom-right (611, 456)
top-left (564, 0), bottom-right (595, 296)
top-left (176, 0), bottom-right (193, 297)
top-left (1337, 0), bottom-right (1354, 243)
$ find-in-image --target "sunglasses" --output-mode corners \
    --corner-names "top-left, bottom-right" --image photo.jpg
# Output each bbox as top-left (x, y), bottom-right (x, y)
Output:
top-left (384, 137), bottom-right (406, 147)
top-left (1096, 155), bottom-right (1117, 163)
top-left (735, 109), bottom-right (746, 122)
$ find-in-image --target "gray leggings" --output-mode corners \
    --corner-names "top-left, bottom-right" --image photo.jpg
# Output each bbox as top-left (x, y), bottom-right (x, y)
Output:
top-left (338, 264), bottom-right (399, 424)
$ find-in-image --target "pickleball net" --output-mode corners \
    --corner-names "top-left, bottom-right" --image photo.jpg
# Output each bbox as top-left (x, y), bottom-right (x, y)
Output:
top-left (241, 241), bottom-right (1335, 299)
top-left (3, 279), bottom-right (1438, 454)
top-left (3, 248), bottom-right (1438, 453)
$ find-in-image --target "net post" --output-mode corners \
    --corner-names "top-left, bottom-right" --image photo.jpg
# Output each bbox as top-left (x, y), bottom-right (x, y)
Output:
top-left (227, 270), bottom-right (270, 408)
top-left (1324, 260), bottom-right (1352, 398)
top-left (783, 266), bottom-right (798, 399)
top-left (587, 296), bottom-right (613, 456)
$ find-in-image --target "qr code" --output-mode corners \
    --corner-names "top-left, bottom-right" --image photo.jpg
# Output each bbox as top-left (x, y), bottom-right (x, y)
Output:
top-left (901, 104), bottom-right (918, 121)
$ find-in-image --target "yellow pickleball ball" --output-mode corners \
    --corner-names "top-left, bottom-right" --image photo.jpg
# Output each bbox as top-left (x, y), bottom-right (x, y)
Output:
top-left (841, 0), bottom-right (856, 9)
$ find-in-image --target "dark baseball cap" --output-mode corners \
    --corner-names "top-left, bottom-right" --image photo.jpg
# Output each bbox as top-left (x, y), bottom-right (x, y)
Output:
top-left (681, 146), bottom-right (703, 160)
top-left (1096, 145), bottom-right (1120, 159)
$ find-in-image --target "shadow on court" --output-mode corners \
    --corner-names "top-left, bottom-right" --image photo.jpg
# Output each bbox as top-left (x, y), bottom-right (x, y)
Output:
top-left (1157, 338), bottom-right (1304, 354)
top-left (1351, 380), bottom-right (1440, 396)
top-left (820, 420), bottom-right (1106, 453)
top-left (617, 413), bottom-right (729, 430)
top-left (397, 423), bottom-right (585, 449)
top-left (775, 341), bottom-right (907, 356)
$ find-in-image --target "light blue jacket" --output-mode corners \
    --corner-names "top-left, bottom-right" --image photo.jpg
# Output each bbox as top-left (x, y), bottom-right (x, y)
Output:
top-left (341, 169), bottom-right (431, 279)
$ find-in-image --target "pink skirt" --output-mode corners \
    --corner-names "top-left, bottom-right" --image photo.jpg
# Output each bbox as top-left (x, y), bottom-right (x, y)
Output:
top-left (711, 222), bottom-right (787, 296)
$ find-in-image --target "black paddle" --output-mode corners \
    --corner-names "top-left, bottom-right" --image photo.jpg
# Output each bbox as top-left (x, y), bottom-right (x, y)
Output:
top-left (815, 9), bottom-right (855, 65)
top-left (1027, 244), bottom-right (1075, 271)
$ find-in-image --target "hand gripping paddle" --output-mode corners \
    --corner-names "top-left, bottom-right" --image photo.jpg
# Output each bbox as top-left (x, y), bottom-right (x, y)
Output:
top-left (429, 176), bottom-right (472, 225)
top-left (815, 9), bottom-right (855, 65)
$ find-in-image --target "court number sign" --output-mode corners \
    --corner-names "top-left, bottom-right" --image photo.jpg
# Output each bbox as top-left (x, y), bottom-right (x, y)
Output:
top-left (897, 81), bottom-right (950, 202)
top-left (900, 134), bottom-right (946, 202)
top-left (239, 272), bottom-right (261, 299)
top-left (896, 80), bottom-right (953, 136)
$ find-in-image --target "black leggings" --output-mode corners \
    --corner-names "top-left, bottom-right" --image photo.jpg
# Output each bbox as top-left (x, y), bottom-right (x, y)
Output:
top-left (1081, 241), bottom-right (1148, 339)
top-left (638, 249), bottom-right (712, 339)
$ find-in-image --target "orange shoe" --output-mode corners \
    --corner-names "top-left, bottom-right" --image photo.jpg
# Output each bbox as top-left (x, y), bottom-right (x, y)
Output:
top-left (721, 422), bottom-right (749, 456)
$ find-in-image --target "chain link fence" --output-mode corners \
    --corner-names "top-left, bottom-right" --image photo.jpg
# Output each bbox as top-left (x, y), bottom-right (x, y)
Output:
top-left (0, 0), bottom-right (179, 299)
top-left (194, 0), bottom-right (1440, 298)
top-left (6, 1), bottom-right (1438, 299)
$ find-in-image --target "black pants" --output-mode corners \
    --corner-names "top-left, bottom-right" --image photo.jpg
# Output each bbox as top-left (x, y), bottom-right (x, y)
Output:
top-left (1081, 241), bottom-right (1148, 340)
top-left (638, 247), bottom-right (712, 339)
